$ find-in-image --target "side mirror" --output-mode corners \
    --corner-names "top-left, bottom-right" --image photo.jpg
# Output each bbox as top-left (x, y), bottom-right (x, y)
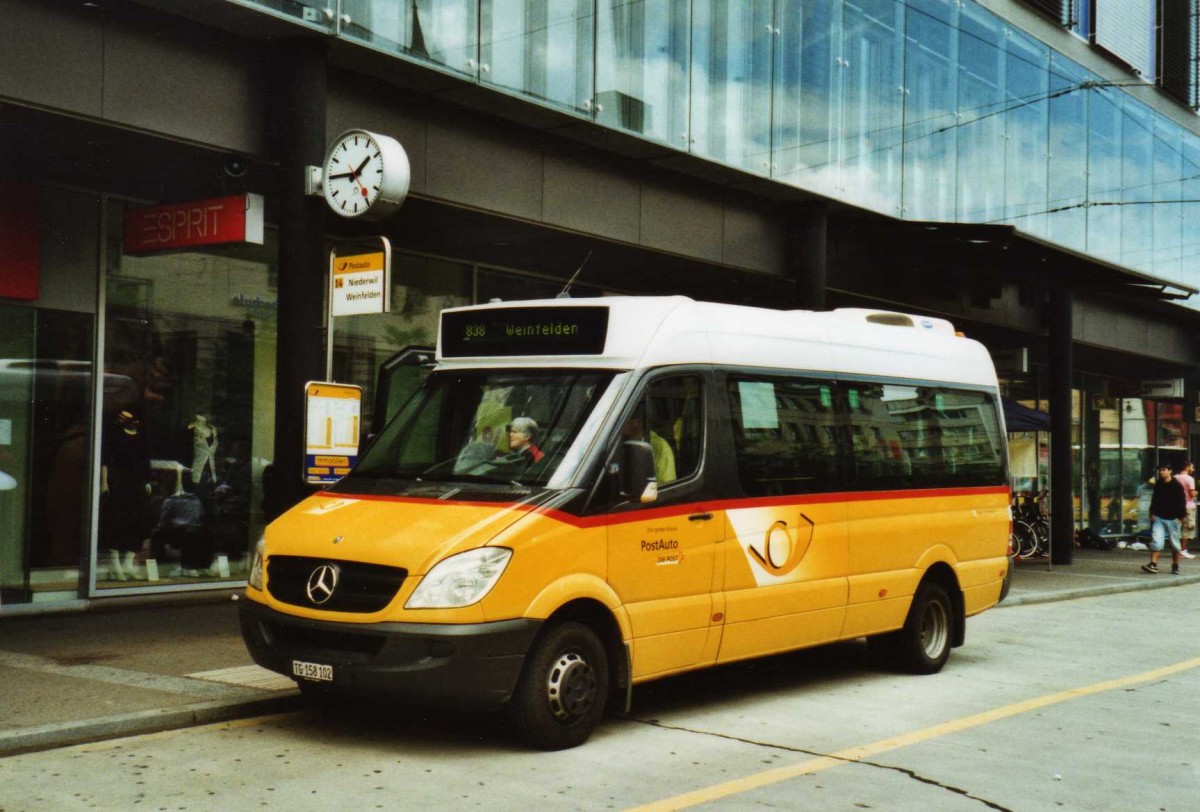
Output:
top-left (619, 440), bottom-right (658, 503)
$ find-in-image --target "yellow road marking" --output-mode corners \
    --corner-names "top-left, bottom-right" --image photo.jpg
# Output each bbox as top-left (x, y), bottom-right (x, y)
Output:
top-left (628, 656), bottom-right (1200, 811)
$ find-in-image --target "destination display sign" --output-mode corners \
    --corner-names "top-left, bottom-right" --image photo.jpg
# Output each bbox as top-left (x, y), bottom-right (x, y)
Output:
top-left (441, 306), bottom-right (609, 357)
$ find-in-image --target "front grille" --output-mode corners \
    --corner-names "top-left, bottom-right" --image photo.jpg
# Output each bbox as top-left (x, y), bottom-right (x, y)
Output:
top-left (261, 620), bottom-right (385, 658)
top-left (267, 555), bottom-right (407, 613)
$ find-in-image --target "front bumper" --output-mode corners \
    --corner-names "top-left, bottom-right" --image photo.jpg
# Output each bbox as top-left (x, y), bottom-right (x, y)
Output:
top-left (239, 598), bottom-right (542, 711)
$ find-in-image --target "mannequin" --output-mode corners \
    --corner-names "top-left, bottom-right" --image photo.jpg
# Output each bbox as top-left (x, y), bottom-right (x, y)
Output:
top-left (100, 408), bottom-right (151, 581)
top-left (188, 415), bottom-right (218, 485)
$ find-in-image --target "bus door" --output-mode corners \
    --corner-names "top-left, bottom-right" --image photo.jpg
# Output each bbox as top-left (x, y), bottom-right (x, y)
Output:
top-left (604, 371), bottom-right (725, 680)
top-left (717, 374), bottom-right (850, 663)
top-left (370, 345), bottom-right (434, 437)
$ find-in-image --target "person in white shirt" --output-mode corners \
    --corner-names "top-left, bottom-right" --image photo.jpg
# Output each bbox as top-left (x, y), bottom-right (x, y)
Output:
top-left (1175, 460), bottom-right (1197, 559)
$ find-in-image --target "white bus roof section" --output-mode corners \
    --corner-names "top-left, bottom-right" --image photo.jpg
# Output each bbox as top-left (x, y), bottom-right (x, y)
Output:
top-left (436, 296), bottom-right (997, 388)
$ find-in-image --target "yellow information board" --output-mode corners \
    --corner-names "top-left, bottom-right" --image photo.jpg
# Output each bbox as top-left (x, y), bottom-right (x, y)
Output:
top-left (304, 381), bottom-right (363, 484)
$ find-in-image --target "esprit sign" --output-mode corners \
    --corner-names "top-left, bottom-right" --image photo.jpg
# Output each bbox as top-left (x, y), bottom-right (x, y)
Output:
top-left (123, 193), bottom-right (264, 253)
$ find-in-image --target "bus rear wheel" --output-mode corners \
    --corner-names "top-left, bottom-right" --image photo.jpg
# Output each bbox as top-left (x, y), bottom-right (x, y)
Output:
top-left (872, 581), bottom-right (953, 675)
top-left (508, 621), bottom-right (608, 750)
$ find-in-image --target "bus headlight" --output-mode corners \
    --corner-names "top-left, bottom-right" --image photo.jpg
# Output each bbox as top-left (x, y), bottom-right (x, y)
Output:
top-left (247, 538), bottom-right (265, 591)
top-left (406, 547), bottom-right (512, 609)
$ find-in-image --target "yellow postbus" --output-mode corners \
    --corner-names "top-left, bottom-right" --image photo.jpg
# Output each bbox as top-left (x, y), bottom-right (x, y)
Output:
top-left (240, 296), bottom-right (1011, 749)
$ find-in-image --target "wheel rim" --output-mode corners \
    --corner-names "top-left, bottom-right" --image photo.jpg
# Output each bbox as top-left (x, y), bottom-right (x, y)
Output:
top-left (919, 599), bottom-right (949, 659)
top-left (546, 651), bottom-right (597, 722)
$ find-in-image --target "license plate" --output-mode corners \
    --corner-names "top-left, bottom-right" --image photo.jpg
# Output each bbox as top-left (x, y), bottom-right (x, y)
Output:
top-left (291, 660), bottom-right (333, 682)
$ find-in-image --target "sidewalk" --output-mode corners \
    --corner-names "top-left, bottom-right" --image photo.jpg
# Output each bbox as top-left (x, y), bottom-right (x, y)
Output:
top-left (2, 548), bottom-right (1197, 757)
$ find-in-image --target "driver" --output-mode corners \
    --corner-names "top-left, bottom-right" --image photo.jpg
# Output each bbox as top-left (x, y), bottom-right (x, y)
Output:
top-left (503, 417), bottom-right (544, 463)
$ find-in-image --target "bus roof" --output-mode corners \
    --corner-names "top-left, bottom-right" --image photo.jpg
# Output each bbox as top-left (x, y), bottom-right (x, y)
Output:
top-left (436, 296), bottom-right (998, 388)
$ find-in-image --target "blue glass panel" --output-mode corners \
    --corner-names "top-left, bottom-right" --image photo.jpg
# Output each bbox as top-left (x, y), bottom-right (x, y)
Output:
top-left (840, 0), bottom-right (905, 214)
top-left (341, 0), bottom-right (479, 77)
top-left (1086, 83), bottom-right (1122, 261)
top-left (690, 1), bottom-right (774, 174)
top-left (594, 0), bottom-right (690, 145)
top-left (1151, 117), bottom-right (1183, 281)
top-left (902, 0), bottom-right (959, 221)
top-left (1003, 29), bottom-right (1049, 237)
top-left (773, 0), bottom-right (841, 196)
top-left (481, 0), bottom-right (594, 113)
top-left (956, 4), bottom-right (1005, 222)
top-left (1182, 135), bottom-right (1200, 300)
top-left (1046, 54), bottom-right (1089, 251)
top-left (1119, 101), bottom-right (1154, 270)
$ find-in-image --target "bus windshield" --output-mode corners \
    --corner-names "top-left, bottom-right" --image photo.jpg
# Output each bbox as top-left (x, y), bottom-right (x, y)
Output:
top-left (350, 369), bottom-right (616, 487)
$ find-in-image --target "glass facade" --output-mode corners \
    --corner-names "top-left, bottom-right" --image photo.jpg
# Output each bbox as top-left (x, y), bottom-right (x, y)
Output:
top-left (238, 0), bottom-right (1200, 302)
top-left (0, 307), bottom-right (95, 604)
top-left (97, 207), bottom-right (279, 590)
top-left (0, 177), bottom-right (622, 607)
top-left (1002, 369), bottom-right (1195, 542)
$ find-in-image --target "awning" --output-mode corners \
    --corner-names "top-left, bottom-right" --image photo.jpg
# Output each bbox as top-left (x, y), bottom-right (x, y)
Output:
top-left (1003, 397), bottom-right (1051, 432)
top-left (828, 216), bottom-right (1198, 302)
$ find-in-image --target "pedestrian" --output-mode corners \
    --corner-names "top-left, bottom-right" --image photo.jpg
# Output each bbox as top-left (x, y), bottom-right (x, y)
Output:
top-left (1141, 464), bottom-right (1186, 575)
top-left (1174, 460), bottom-right (1197, 559)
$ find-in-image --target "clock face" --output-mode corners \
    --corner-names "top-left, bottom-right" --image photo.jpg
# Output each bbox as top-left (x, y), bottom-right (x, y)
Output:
top-left (323, 132), bottom-right (385, 218)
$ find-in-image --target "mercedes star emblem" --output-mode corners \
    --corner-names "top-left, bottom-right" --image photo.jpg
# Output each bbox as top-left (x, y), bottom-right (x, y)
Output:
top-left (305, 564), bottom-right (339, 605)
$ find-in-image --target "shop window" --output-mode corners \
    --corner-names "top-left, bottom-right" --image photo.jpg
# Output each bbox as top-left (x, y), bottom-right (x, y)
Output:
top-left (0, 307), bottom-right (97, 604)
top-left (97, 213), bottom-right (278, 590)
top-left (476, 267), bottom-right (602, 303)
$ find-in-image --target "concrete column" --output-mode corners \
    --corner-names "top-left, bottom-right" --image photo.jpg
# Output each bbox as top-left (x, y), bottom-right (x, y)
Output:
top-left (787, 203), bottom-right (828, 310)
top-left (1049, 288), bottom-right (1074, 565)
top-left (268, 38), bottom-right (327, 519)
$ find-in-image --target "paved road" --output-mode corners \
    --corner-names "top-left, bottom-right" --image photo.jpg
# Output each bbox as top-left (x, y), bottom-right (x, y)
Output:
top-left (2, 587), bottom-right (1198, 811)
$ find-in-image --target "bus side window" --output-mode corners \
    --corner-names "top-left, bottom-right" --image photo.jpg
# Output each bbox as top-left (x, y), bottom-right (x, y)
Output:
top-left (727, 376), bottom-right (841, 497)
top-left (851, 384), bottom-right (1004, 489)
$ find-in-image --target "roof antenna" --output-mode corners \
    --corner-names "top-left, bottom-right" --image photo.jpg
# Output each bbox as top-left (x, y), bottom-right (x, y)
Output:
top-left (557, 251), bottom-right (592, 299)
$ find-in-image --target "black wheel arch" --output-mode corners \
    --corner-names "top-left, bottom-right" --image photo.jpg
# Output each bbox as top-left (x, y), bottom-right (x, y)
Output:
top-left (543, 599), bottom-right (629, 714)
top-left (920, 562), bottom-right (965, 648)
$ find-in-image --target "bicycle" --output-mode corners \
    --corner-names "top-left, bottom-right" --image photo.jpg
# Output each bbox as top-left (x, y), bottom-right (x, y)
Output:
top-left (1012, 490), bottom-right (1050, 558)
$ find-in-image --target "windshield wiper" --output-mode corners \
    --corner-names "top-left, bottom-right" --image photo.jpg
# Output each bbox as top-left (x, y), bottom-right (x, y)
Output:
top-left (416, 472), bottom-right (509, 485)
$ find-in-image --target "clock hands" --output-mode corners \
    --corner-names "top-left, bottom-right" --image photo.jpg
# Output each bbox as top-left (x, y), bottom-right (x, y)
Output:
top-left (329, 155), bottom-right (375, 197)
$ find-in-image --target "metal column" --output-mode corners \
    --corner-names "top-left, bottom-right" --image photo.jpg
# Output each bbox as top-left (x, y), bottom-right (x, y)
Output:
top-left (1049, 288), bottom-right (1074, 565)
top-left (268, 38), bottom-right (328, 519)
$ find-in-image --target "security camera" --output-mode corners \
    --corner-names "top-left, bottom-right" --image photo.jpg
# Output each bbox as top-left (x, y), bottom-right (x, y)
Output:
top-left (223, 155), bottom-right (248, 178)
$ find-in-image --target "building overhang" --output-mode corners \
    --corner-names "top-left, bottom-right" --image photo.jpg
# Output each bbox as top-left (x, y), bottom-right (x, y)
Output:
top-left (830, 214), bottom-right (1197, 303)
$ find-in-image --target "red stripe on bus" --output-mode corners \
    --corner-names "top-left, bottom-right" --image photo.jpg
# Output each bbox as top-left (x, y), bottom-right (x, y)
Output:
top-left (323, 484), bottom-right (1011, 529)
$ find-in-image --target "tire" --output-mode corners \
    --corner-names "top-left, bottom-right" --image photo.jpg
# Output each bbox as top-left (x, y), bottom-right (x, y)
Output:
top-left (508, 621), bottom-right (609, 750)
top-left (1033, 519), bottom-right (1051, 554)
top-left (878, 582), bottom-right (954, 675)
top-left (1012, 521), bottom-right (1038, 558)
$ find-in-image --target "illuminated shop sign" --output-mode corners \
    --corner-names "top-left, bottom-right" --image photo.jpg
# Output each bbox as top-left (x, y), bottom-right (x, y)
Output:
top-left (123, 193), bottom-right (264, 254)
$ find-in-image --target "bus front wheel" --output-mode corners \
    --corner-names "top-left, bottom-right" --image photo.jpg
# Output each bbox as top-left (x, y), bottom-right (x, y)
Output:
top-left (508, 621), bottom-right (609, 750)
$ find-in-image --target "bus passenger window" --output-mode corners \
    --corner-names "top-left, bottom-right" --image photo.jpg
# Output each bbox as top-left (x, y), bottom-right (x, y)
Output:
top-left (851, 384), bottom-right (1004, 489)
top-left (727, 377), bottom-right (842, 497)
